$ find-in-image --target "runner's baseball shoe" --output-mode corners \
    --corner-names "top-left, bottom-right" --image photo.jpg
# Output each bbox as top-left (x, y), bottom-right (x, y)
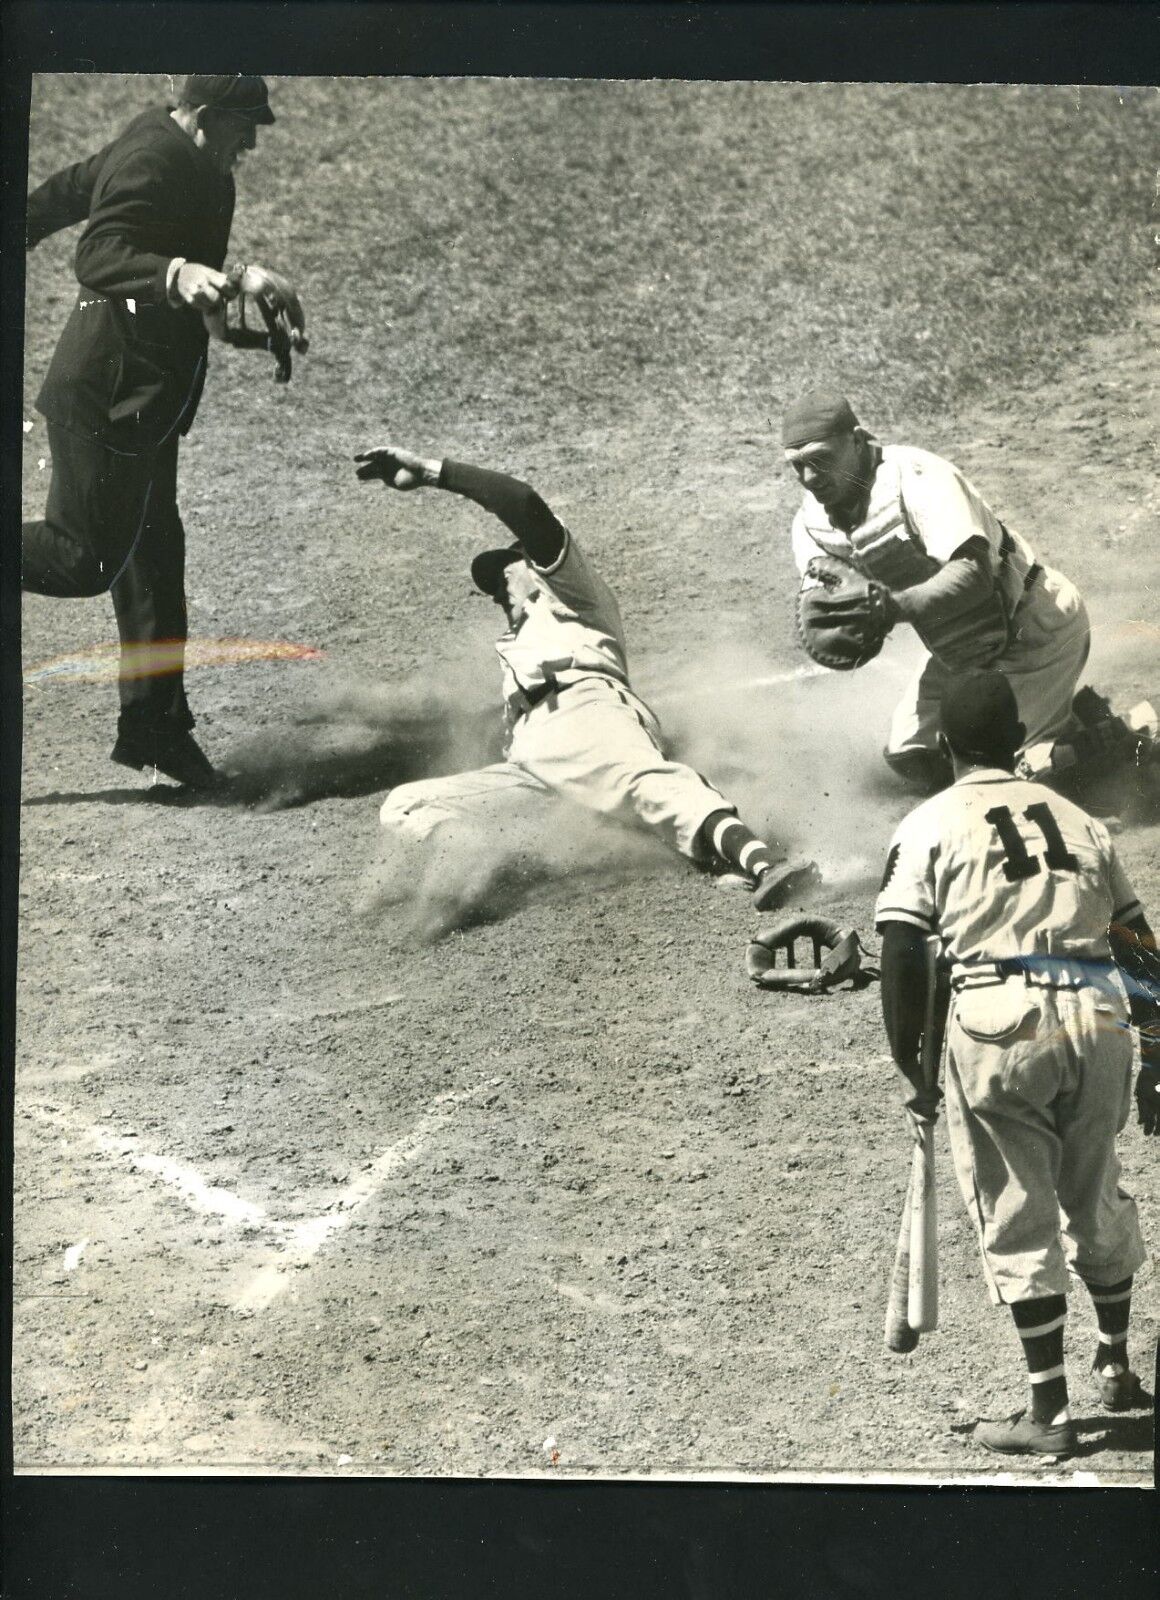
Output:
top-left (1091, 1366), bottom-right (1153, 1413)
top-left (752, 857), bottom-right (822, 912)
top-left (974, 1410), bottom-right (1077, 1458)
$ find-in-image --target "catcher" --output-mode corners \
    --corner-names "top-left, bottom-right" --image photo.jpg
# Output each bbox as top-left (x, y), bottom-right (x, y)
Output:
top-left (355, 444), bottom-right (820, 915)
top-left (784, 389), bottom-right (1091, 796)
top-left (22, 74), bottom-right (307, 789)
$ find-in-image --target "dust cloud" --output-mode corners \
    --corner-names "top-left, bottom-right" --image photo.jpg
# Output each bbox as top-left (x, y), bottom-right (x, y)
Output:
top-left (219, 661), bottom-right (503, 809)
top-left (646, 640), bottom-right (920, 895)
top-left (359, 790), bottom-right (673, 943)
top-left (351, 640), bottom-right (924, 940)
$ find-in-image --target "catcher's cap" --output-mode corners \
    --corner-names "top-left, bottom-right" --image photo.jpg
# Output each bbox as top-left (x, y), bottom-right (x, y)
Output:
top-left (940, 670), bottom-right (1022, 759)
top-left (179, 74), bottom-right (275, 124)
top-left (470, 544), bottom-right (524, 597)
top-left (782, 389), bottom-right (859, 449)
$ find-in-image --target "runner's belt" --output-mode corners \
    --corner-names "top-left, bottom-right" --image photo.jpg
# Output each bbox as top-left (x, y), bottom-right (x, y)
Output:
top-left (518, 669), bottom-right (627, 714)
top-left (951, 953), bottom-right (1113, 992)
top-left (520, 677), bottom-right (564, 712)
top-left (1015, 561), bottom-right (1043, 607)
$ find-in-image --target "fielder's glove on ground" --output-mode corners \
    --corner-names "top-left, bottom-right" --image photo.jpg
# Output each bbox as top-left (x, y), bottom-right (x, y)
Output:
top-left (354, 445), bottom-right (441, 490)
top-left (796, 555), bottom-right (894, 671)
top-left (205, 263), bottom-right (308, 382)
top-left (745, 916), bottom-right (875, 994)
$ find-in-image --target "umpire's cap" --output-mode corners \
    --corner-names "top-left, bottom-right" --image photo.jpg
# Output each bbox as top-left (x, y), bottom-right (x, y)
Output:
top-left (179, 74), bottom-right (276, 123)
top-left (940, 670), bottom-right (1022, 762)
top-left (471, 545), bottom-right (524, 597)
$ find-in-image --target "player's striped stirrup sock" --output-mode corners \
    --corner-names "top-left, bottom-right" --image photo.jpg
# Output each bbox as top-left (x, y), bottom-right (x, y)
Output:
top-left (705, 811), bottom-right (779, 880)
top-left (1081, 1275), bottom-right (1133, 1373)
top-left (1011, 1295), bottom-right (1069, 1423)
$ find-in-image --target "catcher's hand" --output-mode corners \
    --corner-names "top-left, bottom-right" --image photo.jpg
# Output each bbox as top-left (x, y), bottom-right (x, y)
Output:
top-left (796, 555), bottom-right (894, 671)
top-left (205, 262), bottom-right (309, 382)
top-left (354, 444), bottom-right (440, 490)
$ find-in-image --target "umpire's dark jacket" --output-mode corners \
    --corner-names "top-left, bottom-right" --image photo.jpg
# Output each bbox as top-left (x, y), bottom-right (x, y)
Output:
top-left (28, 105), bottom-right (235, 453)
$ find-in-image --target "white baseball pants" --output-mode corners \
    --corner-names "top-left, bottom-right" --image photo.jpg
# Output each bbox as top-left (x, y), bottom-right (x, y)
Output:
top-left (887, 566), bottom-right (1090, 767)
top-left (378, 674), bottom-right (732, 860)
top-left (944, 977), bottom-right (1146, 1304)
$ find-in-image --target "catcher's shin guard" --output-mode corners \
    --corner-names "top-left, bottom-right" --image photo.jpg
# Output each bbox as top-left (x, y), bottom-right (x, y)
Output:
top-left (883, 747), bottom-right (954, 796)
top-left (1028, 690), bottom-right (1160, 817)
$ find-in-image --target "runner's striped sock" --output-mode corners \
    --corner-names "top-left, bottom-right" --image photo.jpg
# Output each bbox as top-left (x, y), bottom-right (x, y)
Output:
top-left (1011, 1295), bottom-right (1069, 1424)
top-left (1081, 1275), bottom-right (1133, 1373)
top-left (704, 810), bottom-right (779, 880)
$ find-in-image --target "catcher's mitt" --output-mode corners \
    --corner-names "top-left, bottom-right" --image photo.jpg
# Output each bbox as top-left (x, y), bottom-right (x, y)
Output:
top-left (746, 916), bottom-right (877, 994)
top-left (205, 263), bottom-right (309, 382)
top-left (796, 555), bottom-right (892, 671)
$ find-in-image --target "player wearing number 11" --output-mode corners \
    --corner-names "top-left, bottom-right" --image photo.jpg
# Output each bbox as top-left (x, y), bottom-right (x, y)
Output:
top-left (876, 671), bottom-right (1156, 1459)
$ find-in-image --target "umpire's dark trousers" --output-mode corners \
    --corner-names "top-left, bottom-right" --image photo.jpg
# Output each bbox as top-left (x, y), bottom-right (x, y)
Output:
top-left (22, 422), bottom-right (193, 734)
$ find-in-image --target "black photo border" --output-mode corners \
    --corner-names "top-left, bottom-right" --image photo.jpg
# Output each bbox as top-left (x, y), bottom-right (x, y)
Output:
top-left (3, 5), bottom-right (1157, 1597)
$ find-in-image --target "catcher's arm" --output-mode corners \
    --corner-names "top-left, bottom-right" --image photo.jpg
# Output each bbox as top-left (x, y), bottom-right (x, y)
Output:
top-left (885, 543), bottom-right (995, 629)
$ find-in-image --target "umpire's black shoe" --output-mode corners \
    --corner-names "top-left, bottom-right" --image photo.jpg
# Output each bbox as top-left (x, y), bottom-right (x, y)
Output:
top-left (111, 727), bottom-right (219, 790)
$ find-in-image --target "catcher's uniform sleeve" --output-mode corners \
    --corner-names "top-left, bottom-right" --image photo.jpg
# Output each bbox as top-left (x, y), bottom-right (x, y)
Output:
top-left (896, 448), bottom-right (1001, 564)
top-left (888, 546), bottom-right (995, 627)
top-left (875, 809), bottom-right (939, 934)
top-left (791, 509), bottom-right (826, 576)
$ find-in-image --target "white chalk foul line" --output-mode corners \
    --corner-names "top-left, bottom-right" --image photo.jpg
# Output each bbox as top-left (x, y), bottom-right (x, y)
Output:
top-left (235, 1076), bottom-right (502, 1313)
top-left (745, 664), bottom-right (830, 690)
top-left (28, 1078), bottom-right (504, 1315)
top-left (30, 1107), bottom-right (270, 1228)
top-left (648, 662), bottom-right (828, 703)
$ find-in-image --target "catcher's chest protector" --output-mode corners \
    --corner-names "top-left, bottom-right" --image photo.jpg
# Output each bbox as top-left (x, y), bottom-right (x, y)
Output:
top-left (800, 456), bottom-right (1010, 667)
top-left (800, 457), bottom-right (936, 588)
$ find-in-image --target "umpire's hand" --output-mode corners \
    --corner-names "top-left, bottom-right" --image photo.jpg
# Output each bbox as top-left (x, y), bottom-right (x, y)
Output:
top-left (174, 261), bottom-right (233, 311)
top-left (355, 444), bottom-right (441, 491)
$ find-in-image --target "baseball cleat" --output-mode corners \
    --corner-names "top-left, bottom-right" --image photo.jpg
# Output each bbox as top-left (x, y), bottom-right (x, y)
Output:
top-left (1091, 1366), bottom-right (1153, 1413)
top-left (111, 727), bottom-right (220, 790)
top-left (752, 857), bottom-right (822, 913)
top-left (974, 1409), bottom-right (1077, 1459)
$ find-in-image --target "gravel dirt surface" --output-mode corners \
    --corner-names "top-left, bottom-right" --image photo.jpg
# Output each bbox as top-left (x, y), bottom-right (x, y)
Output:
top-left (14, 76), bottom-right (1159, 1483)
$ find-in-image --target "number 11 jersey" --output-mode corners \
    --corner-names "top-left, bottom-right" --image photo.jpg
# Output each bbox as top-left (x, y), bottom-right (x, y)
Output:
top-left (875, 768), bottom-right (1143, 964)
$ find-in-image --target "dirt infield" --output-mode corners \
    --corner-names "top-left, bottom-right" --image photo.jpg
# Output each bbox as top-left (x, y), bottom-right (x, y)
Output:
top-left (15, 76), bottom-right (1159, 1481)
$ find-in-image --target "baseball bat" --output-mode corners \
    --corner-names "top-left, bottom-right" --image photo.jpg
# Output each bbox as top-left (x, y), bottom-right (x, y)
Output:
top-left (907, 938), bottom-right (942, 1333)
top-left (907, 1120), bottom-right (938, 1331)
top-left (883, 1168), bottom-right (919, 1352)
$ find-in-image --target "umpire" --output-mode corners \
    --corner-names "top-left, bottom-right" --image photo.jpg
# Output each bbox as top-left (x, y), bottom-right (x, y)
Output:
top-left (22, 74), bottom-right (277, 789)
